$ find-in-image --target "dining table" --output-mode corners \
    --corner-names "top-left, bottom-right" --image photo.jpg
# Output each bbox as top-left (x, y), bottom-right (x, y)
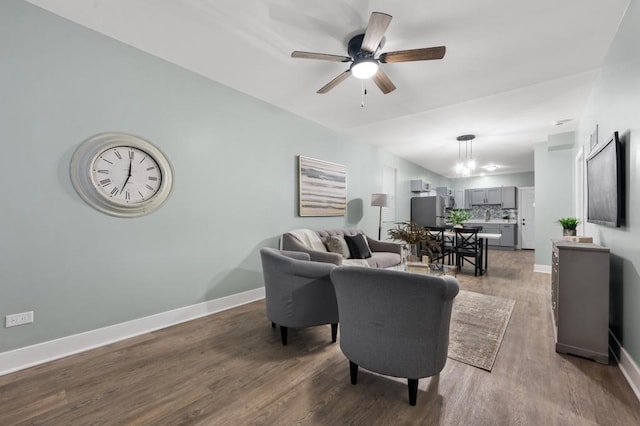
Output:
top-left (437, 230), bottom-right (502, 275)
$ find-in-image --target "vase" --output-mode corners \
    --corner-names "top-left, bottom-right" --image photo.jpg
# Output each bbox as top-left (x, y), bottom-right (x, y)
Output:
top-left (407, 243), bottom-right (420, 263)
top-left (563, 229), bottom-right (577, 236)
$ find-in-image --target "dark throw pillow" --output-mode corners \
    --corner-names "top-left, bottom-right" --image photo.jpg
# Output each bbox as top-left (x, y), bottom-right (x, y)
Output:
top-left (344, 234), bottom-right (372, 259)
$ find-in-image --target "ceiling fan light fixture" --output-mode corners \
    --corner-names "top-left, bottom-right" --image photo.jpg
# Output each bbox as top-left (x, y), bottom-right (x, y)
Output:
top-left (351, 58), bottom-right (379, 79)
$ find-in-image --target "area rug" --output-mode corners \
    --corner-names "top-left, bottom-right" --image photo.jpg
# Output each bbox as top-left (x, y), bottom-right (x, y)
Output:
top-left (448, 290), bottom-right (515, 371)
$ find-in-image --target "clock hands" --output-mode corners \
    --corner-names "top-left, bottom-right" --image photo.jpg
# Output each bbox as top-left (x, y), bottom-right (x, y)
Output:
top-left (119, 155), bottom-right (133, 194)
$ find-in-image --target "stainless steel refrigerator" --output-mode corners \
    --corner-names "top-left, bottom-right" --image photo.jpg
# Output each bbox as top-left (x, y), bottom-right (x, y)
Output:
top-left (411, 196), bottom-right (447, 227)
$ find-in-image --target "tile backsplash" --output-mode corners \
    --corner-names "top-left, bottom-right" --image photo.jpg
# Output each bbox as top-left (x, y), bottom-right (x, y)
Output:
top-left (469, 206), bottom-right (517, 221)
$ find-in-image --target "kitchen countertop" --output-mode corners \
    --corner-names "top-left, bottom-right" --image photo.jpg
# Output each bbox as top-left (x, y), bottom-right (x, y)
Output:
top-left (463, 219), bottom-right (517, 224)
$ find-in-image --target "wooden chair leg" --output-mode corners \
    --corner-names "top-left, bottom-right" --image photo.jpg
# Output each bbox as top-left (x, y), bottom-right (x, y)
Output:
top-left (408, 378), bottom-right (419, 406)
top-left (331, 323), bottom-right (338, 343)
top-left (280, 326), bottom-right (288, 346)
top-left (349, 361), bottom-right (359, 385)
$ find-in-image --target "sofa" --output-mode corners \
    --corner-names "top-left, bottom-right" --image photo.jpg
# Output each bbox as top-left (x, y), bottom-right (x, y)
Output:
top-left (281, 228), bottom-right (402, 268)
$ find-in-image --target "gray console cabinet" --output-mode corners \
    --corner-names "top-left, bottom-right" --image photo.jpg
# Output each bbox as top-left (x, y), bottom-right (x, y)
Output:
top-left (551, 240), bottom-right (609, 364)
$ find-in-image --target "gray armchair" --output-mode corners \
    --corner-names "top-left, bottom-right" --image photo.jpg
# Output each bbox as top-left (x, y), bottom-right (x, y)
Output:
top-left (260, 247), bottom-right (339, 346)
top-left (330, 266), bottom-right (459, 405)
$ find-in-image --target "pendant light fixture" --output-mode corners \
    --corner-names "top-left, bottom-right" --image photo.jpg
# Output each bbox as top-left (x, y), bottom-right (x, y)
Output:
top-left (456, 134), bottom-right (476, 177)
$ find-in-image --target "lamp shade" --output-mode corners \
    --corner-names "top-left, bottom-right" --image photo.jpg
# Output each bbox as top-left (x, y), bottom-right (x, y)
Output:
top-left (371, 193), bottom-right (390, 207)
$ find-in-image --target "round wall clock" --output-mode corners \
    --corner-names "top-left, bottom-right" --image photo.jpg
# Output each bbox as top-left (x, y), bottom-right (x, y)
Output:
top-left (70, 132), bottom-right (174, 217)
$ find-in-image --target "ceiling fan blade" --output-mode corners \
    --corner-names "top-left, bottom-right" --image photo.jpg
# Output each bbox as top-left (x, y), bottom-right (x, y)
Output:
top-left (361, 12), bottom-right (392, 53)
top-left (379, 46), bottom-right (446, 63)
top-left (291, 51), bottom-right (351, 62)
top-left (317, 70), bottom-right (352, 94)
top-left (371, 68), bottom-right (396, 94)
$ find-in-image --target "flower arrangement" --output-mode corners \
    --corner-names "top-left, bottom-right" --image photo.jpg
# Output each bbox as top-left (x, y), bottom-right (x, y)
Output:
top-left (387, 221), bottom-right (441, 260)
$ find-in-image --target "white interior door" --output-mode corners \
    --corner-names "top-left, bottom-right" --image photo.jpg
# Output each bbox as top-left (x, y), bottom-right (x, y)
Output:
top-left (520, 187), bottom-right (535, 250)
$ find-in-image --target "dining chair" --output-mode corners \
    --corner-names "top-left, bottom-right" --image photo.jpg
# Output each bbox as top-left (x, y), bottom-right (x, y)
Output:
top-left (453, 228), bottom-right (482, 276)
top-left (427, 227), bottom-right (454, 265)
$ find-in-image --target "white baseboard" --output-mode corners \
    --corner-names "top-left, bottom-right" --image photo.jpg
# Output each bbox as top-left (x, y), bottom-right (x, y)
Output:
top-left (0, 287), bottom-right (265, 376)
top-left (610, 332), bottom-right (640, 403)
top-left (534, 264), bottom-right (551, 273)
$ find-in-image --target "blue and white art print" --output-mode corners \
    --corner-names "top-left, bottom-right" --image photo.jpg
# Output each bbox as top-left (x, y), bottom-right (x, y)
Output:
top-left (298, 156), bottom-right (347, 217)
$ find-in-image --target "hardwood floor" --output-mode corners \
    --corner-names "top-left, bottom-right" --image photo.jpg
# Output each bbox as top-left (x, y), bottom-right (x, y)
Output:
top-left (2, 250), bottom-right (639, 425)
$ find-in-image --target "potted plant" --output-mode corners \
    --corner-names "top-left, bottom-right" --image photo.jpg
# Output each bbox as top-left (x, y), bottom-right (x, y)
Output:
top-left (557, 217), bottom-right (580, 236)
top-left (448, 209), bottom-right (472, 228)
top-left (387, 221), bottom-right (441, 262)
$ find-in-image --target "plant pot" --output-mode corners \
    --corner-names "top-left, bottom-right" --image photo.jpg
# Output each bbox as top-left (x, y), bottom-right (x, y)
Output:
top-left (563, 229), bottom-right (577, 236)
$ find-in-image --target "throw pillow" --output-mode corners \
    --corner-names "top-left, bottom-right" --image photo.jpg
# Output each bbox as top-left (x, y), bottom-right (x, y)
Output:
top-left (344, 234), bottom-right (372, 259)
top-left (325, 236), bottom-right (350, 258)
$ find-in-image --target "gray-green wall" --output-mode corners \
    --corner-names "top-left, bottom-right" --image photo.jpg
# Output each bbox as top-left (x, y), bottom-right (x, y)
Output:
top-left (575, 0), bottom-right (640, 364)
top-left (0, 0), bottom-right (447, 353)
top-left (534, 132), bottom-right (576, 265)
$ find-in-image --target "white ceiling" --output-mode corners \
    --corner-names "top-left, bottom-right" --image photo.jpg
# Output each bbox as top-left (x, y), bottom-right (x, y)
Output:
top-left (26, 0), bottom-right (630, 178)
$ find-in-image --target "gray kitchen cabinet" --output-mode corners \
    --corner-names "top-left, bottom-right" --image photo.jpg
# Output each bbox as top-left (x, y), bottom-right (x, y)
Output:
top-left (551, 240), bottom-right (609, 364)
top-left (464, 222), bottom-right (516, 248)
top-left (454, 189), bottom-right (466, 209)
top-left (477, 223), bottom-right (500, 246)
top-left (464, 189), bottom-right (472, 209)
top-left (469, 187), bottom-right (502, 205)
top-left (499, 224), bottom-right (516, 247)
top-left (486, 187), bottom-right (502, 204)
top-left (470, 189), bottom-right (486, 205)
top-left (501, 186), bottom-right (517, 209)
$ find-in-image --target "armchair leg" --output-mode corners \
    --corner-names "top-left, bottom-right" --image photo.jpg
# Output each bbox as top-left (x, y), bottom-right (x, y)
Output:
top-left (280, 326), bottom-right (288, 346)
top-left (408, 378), bottom-right (419, 406)
top-left (331, 323), bottom-right (338, 343)
top-left (349, 361), bottom-right (359, 385)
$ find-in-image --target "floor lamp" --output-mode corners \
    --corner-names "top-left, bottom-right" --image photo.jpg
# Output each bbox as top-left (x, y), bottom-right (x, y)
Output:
top-left (371, 193), bottom-right (390, 240)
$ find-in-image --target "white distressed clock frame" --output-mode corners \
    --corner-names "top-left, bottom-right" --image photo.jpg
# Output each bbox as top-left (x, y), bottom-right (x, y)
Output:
top-left (70, 132), bottom-right (173, 217)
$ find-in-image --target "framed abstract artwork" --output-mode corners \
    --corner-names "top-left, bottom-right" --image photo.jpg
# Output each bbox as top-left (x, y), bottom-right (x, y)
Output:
top-left (298, 156), bottom-right (347, 216)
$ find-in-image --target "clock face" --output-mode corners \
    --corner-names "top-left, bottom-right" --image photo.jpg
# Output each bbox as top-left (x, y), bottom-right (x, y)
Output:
top-left (70, 133), bottom-right (173, 217)
top-left (91, 146), bottom-right (162, 205)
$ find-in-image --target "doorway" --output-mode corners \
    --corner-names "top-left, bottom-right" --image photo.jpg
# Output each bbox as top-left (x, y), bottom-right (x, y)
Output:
top-left (520, 187), bottom-right (535, 250)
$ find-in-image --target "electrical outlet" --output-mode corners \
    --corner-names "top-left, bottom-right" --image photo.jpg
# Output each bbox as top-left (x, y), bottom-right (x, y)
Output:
top-left (5, 311), bottom-right (34, 328)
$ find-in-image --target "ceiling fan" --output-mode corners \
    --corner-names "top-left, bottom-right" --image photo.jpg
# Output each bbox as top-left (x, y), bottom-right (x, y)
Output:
top-left (291, 12), bottom-right (446, 95)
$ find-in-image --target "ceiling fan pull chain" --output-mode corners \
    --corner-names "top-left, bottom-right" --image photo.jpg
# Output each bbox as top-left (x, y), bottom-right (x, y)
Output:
top-left (361, 80), bottom-right (369, 108)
